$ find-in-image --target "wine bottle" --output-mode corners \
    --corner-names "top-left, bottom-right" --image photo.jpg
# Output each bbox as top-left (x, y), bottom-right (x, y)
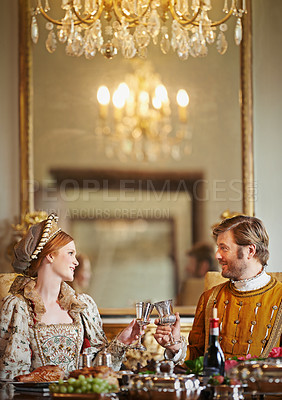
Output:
top-left (203, 308), bottom-right (225, 378)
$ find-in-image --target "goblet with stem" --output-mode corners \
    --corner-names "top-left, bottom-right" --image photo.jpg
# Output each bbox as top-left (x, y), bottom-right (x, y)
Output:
top-left (154, 299), bottom-right (181, 347)
top-left (134, 301), bottom-right (154, 351)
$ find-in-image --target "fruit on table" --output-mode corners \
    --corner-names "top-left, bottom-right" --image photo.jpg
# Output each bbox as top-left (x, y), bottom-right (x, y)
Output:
top-left (49, 375), bottom-right (118, 394)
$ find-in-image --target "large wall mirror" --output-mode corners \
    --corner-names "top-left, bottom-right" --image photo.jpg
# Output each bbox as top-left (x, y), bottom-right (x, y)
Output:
top-left (19, 0), bottom-right (254, 312)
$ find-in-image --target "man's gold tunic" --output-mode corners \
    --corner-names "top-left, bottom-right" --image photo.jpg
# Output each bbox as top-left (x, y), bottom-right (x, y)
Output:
top-left (187, 276), bottom-right (282, 360)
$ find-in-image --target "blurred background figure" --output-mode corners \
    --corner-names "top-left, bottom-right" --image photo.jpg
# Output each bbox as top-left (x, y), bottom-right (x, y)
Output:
top-left (177, 242), bottom-right (219, 306)
top-left (69, 253), bottom-right (92, 294)
top-left (185, 242), bottom-right (218, 278)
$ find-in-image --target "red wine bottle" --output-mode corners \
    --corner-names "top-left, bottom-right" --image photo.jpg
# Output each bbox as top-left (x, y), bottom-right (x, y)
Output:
top-left (203, 308), bottom-right (225, 378)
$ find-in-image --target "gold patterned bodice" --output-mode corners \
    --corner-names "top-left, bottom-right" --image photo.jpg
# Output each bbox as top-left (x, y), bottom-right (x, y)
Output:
top-left (33, 322), bottom-right (84, 374)
top-left (0, 279), bottom-right (127, 380)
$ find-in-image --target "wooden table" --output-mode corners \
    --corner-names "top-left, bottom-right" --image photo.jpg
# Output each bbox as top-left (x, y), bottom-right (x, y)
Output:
top-left (1, 383), bottom-right (282, 400)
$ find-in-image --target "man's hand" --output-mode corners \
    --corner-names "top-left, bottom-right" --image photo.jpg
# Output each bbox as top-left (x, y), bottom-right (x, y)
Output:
top-left (154, 312), bottom-right (181, 354)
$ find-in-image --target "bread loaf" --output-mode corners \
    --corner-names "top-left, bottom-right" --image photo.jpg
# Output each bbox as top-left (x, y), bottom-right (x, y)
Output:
top-left (14, 365), bottom-right (65, 382)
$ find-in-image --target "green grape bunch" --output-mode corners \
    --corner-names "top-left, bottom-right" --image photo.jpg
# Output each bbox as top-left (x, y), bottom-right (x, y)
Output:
top-left (49, 374), bottom-right (118, 394)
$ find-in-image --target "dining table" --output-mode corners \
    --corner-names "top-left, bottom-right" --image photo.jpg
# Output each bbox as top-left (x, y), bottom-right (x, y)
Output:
top-left (1, 380), bottom-right (282, 400)
top-left (1, 356), bottom-right (281, 400)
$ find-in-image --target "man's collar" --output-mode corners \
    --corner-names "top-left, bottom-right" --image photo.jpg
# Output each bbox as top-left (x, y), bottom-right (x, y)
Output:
top-left (231, 268), bottom-right (271, 291)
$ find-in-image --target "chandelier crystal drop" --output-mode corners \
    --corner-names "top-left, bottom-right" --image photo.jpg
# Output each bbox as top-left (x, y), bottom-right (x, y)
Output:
top-left (30, 0), bottom-right (247, 60)
top-left (95, 63), bottom-right (191, 162)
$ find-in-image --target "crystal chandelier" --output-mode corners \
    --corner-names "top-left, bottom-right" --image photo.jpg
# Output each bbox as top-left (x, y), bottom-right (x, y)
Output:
top-left (95, 63), bottom-right (190, 161)
top-left (31, 0), bottom-right (247, 60)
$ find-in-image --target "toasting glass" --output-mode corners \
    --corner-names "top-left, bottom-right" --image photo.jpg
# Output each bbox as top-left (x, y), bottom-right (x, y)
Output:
top-left (154, 299), bottom-right (181, 346)
top-left (134, 301), bottom-right (154, 351)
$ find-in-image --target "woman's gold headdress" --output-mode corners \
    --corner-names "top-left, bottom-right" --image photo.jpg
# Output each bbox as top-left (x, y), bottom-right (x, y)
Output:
top-left (12, 213), bottom-right (61, 273)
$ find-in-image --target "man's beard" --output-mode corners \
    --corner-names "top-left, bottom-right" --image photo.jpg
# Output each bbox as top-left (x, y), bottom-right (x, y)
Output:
top-left (221, 247), bottom-right (247, 280)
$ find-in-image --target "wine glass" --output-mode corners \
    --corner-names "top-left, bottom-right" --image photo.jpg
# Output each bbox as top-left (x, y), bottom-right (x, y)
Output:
top-left (154, 299), bottom-right (181, 347)
top-left (134, 301), bottom-right (154, 351)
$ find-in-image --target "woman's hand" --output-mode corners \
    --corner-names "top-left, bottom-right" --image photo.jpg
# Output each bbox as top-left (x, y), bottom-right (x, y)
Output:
top-left (154, 312), bottom-right (181, 353)
top-left (117, 319), bottom-right (146, 345)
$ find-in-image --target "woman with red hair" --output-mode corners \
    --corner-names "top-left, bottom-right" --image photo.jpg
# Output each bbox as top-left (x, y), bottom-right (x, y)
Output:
top-left (0, 214), bottom-right (141, 379)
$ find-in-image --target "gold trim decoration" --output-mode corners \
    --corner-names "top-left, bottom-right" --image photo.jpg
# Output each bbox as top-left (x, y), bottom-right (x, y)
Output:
top-left (19, 0), bottom-right (34, 219)
top-left (12, 211), bottom-right (48, 237)
top-left (211, 209), bottom-right (243, 230)
top-left (261, 300), bottom-right (282, 357)
top-left (240, 0), bottom-right (254, 216)
top-left (30, 213), bottom-right (61, 260)
top-left (6, 210), bottom-right (48, 263)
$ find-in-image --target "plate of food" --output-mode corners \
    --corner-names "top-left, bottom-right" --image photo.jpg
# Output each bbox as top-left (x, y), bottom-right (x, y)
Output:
top-left (10, 365), bottom-right (65, 392)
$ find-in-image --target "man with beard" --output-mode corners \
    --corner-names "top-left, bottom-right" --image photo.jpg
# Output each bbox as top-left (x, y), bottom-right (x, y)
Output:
top-left (154, 215), bottom-right (282, 360)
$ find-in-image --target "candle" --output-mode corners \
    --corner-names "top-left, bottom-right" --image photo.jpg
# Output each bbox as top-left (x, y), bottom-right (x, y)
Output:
top-left (97, 85), bottom-right (110, 119)
top-left (176, 89), bottom-right (189, 123)
top-left (113, 87), bottom-right (126, 121)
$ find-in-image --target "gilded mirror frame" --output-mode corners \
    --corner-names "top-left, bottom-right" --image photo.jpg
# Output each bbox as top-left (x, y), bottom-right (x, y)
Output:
top-left (18, 0), bottom-right (254, 236)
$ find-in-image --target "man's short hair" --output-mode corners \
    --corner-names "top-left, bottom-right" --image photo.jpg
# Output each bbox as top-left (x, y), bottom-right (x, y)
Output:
top-left (187, 242), bottom-right (218, 271)
top-left (212, 215), bottom-right (269, 266)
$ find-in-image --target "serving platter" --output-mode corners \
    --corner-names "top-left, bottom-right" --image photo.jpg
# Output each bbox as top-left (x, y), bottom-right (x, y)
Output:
top-left (9, 381), bottom-right (59, 393)
top-left (51, 393), bottom-right (118, 399)
top-left (15, 381), bottom-right (55, 387)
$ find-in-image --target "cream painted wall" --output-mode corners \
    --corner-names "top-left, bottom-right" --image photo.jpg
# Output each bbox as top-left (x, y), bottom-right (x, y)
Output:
top-left (0, 1), bottom-right (281, 274)
top-left (0, 1), bottom-right (19, 272)
top-left (253, 0), bottom-right (282, 273)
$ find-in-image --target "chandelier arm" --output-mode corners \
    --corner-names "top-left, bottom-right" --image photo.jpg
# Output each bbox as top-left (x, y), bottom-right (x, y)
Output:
top-left (71, 1), bottom-right (105, 25)
top-left (37, 7), bottom-right (69, 26)
top-left (37, 5), bottom-right (103, 27)
top-left (169, 0), bottom-right (235, 28)
top-left (112, 0), bottom-right (151, 26)
top-left (168, 0), bottom-right (201, 26)
top-left (192, 8), bottom-right (235, 27)
top-left (207, 8), bottom-right (235, 27)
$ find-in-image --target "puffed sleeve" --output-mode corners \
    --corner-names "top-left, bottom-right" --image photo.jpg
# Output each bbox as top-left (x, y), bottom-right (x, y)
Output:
top-left (0, 295), bottom-right (32, 379)
top-left (78, 294), bottom-right (128, 371)
top-left (186, 291), bottom-right (207, 360)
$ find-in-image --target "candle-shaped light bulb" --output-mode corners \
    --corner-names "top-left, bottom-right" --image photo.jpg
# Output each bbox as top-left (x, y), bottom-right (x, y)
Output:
top-left (97, 85), bottom-right (110, 119)
top-left (118, 82), bottom-right (130, 101)
top-left (176, 89), bottom-right (189, 107)
top-left (139, 90), bottom-right (149, 104)
top-left (113, 87), bottom-right (126, 120)
top-left (139, 90), bottom-right (149, 116)
top-left (177, 89), bottom-right (189, 123)
top-left (152, 96), bottom-right (162, 110)
top-left (97, 85), bottom-right (110, 106)
top-left (113, 89), bottom-right (126, 109)
top-left (155, 84), bottom-right (168, 103)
